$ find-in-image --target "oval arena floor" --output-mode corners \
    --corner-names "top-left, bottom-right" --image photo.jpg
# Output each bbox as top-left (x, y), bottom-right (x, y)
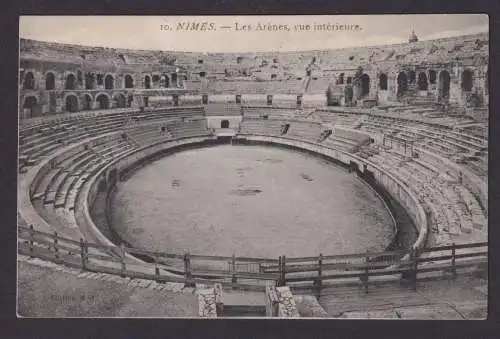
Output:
top-left (110, 145), bottom-right (395, 258)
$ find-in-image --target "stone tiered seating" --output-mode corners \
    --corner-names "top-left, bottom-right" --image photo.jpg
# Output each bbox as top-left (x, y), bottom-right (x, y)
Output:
top-left (206, 80), bottom-right (304, 94)
top-left (204, 103), bottom-right (242, 116)
top-left (285, 121), bottom-right (323, 142)
top-left (166, 119), bottom-right (211, 139)
top-left (242, 107), bottom-right (304, 120)
top-left (132, 106), bottom-right (205, 122)
top-left (238, 119), bottom-right (283, 136)
top-left (306, 77), bottom-right (331, 94)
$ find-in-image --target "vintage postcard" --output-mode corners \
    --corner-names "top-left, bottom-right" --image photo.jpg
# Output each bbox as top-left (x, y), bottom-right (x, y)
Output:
top-left (17, 15), bottom-right (488, 319)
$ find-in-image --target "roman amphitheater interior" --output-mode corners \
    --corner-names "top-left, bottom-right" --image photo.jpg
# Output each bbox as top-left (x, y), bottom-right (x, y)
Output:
top-left (18, 31), bottom-right (488, 318)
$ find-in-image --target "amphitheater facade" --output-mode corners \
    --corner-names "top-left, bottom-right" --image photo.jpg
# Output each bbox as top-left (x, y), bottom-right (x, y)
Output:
top-left (17, 31), bottom-right (488, 318)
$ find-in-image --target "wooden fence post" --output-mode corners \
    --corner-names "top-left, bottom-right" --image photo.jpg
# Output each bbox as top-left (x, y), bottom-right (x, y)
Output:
top-left (451, 242), bottom-right (456, 281)
top-left (364, 250), bottom-right (369, 294)
top-left (231, 253), bottom-right (237, 288)
top-left (29, 224), bottom-right (34, 257)
top-left (53, 231), bottom-right (59, 261)
top-left (184, 252), bottom-right (194, 287)
top-left (120, 243), bottom-right (126, 277)
top-left (316, 253), bottom-right (323, 299)
top-left (80, 238), bottom-right (87, 270)
top-left (277, 256), bottom-right (282, 287)
top-left (412, 248), bottom-right (418, 291)
top-left (154, 251), bottom-right (160, 282)
top-left (281, 255), bottom-right (287, 286)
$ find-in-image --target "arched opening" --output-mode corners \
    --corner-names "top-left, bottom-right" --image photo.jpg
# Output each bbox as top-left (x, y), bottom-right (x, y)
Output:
top-left (344, 86), bottom-right (354, 105)
top-left (65, 95), bottom-right (79, 112)
top-left (339, 73), bottom-right (345, 85)
top-left (163, 75), bottom-right (170, 88)
top-left (379, 73), bottom-right (388, 90)
top-left (171, 73), bottom-right (177, 87)
top-left (397, 72), bottom-right (408, 97)
top-left (429, 70), bottom-right (437, 84)
top-left (144, 75), bottom-right (151, 89)
top-left (346, 77), bottom-right (352, 85)
top-left (65, 74), bottom-right (76, 90)
top-left (113, 94), bottom-right (127, 108)
top-left (199, 72), bottom-right (206, 78)
top-left (23, 72), bottom-right (35, 90)
top-left (359, 74), bottom-right (370, 98)
top-left (105, 75), bottom-right (114, 90)
top-left (417, 72), bottom-right (428, 90)
top-left (45, 72), bottom-right (55, 90)
top-left (221, 120), bottom-right (230, 129)
top-left (306, 69), bottom-right (311, 76)
top-left (82, 94), bottom-right (93, 110)
top-left (438, 71), bottom-right (451, 101)
top-left (22, 96), bottom-right (38, 118)
top-left (461, 70), bottom-right (473, 92)
top-left (408, 70), bottom-right (416, 84)
top-left (271, 74), bottom-right (277, 80)
top-left (152, 75), bottom-right (160, 87)
top-left (96, 94), bottom-right (110, 109)
top-left (86, 72), bottom-right (96, 89)
top-left (124, 75), bottom-right (134, 88)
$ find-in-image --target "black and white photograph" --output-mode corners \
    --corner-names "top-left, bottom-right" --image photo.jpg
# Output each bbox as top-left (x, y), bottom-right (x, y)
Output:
top-left (17, 14), bottom-right (488, 319)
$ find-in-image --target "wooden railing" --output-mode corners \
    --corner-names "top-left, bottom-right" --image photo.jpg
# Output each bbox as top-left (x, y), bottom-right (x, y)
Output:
top-left (18, 225), bottom-right (487, 294)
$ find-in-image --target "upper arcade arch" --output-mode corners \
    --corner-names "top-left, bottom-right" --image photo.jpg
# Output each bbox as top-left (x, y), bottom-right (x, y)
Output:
top-left (379, 73), bottom-right (388, 90)
top-left (461, 69), bottom-right (474, 92)
top-left (65, 73), bottom-right (77, 90)
top-left (45, 72), bottom-right (55, 90)
top-left (397, 72), bottom-right (408, 98)
top-left (23, 72), bottom-right (35, 90)
top-left (105, 74), bottom-right (115, 90)
top-left (438, 70), bottom-right (451, 101)
top-left (417, 72), bottom-right (428, 91)
top-left (124, 74), bottom-right (134, 89)
top-left (144, 75), bottom-right (152, 89)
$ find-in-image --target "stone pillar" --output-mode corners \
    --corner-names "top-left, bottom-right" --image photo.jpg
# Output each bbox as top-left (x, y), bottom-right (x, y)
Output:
top-left (172, 94), bottom-right (179, 106)
top-left (202, 94), bottom-right (208, 105)
top-left (235, 94), bottom-right (242, 104)
top-left (267, 94), bottom-right (273, 106)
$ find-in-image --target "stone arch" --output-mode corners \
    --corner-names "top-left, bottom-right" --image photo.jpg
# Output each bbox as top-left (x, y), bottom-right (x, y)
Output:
top-left (23, 71), bottom-right (35, 90)
top-left (221, 120), bottom-right (230, 129)
top-left (82, 94), bottom-right (93, 110)
top-left (171, 73), bottom-right (178, 87)
top-left (45, 72), bottom-right (55, 90)
top-left (95, 92), bottom-right (111, 109)
top-left (379, 73), bottom-right (388, 90)
top-left (144, 75), bottom-right (151, 89)
top-left (105, 74), bottom-right (114, 90)
top-left (152, 74), bottom-right (161, 85)
top-left (112, 93), bottom-right (127, 108)
top-left (417, 72), bottom-right (428, 90)
top-left (22, 96), bottom-right (38, 118)
top-left (438, 70), bottom-right (451, 101)
top-left (65, 73), bottom-right (77, 90)
top-left (428, 70), bottom-right (437, 84)
top-left (461, 69), bottom-right (473, 92)
top-left (64, 94), bottom-right (79, 112)
top-left (397, 72), bottom-right (408, 97)
top-left (359, 74), bottom-right (370, 98)
top-left (338, 73), bottom-right (345, 85)
top-left (124, 74), bottom-right (134, 88)
top-left (408, 70), bottom-right (416, 84)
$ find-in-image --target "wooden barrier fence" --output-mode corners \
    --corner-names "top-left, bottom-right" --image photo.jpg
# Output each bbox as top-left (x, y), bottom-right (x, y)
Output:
top-left (18, 225), bottom-right (487, 294)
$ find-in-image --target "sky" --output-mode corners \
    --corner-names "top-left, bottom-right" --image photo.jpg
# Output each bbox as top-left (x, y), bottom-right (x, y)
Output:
top-left (19, 15), bottom-right (489, 53)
